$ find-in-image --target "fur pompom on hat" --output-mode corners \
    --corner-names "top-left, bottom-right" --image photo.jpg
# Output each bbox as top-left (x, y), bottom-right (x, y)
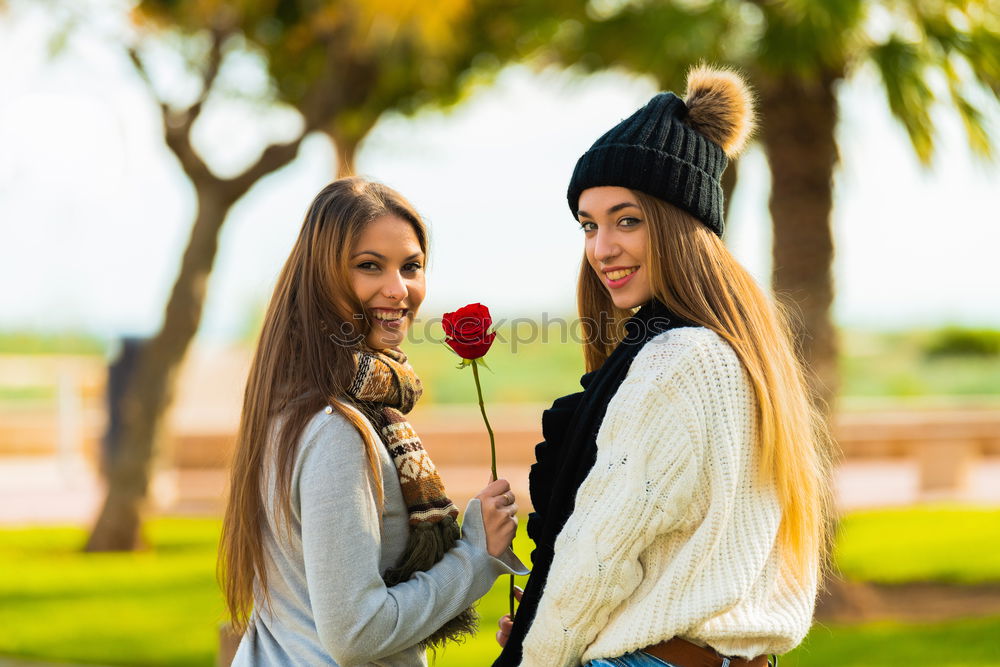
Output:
top-left (567, 64), bottom-right (756, 236)
top-left (683, 64), bottom-right (756, 158)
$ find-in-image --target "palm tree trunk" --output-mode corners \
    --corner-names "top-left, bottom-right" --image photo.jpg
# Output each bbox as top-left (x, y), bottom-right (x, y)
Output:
top-left (721, 157), bottom-right (738, 236)
top-left (758, 70), bottom-right (841, 416)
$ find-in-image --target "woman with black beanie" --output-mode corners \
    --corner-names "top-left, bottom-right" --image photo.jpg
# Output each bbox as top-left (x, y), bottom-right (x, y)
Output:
top-left (493, 65), bottom-right (833, 667)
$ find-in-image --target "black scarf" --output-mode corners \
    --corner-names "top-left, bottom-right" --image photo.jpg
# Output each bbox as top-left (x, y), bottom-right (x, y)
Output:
top-left (492, 300), bottom-right (693, 666)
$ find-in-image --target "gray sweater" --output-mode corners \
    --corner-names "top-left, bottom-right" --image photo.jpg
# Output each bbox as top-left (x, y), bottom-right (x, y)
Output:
top-left (232, 406), bottom-right (526, 666)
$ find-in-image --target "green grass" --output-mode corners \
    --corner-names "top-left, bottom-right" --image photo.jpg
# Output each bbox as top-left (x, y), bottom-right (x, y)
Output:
top-left (781, 615), bottom-right (1000, 666)
top-left (0, 386), bottom-right (56, 401)
top-left (839, 329), bottom-right (1000, 398)
top-left (836, 506), bottom-right (1000, 584)
top-left (0, 519), bottom-right (225, 666)
top-left (3, 507), bottom-right (1000, 665)
top-left (0, 332), bottom-right (106, 356)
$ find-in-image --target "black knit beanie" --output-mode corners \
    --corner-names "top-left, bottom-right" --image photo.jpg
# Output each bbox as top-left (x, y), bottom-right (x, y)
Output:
top-left (567, 66), bottom-right (756, 237)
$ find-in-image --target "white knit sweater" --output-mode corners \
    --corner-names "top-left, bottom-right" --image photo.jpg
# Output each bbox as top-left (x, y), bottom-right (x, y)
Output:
top-left (520, 327), bottom-right (818, 667)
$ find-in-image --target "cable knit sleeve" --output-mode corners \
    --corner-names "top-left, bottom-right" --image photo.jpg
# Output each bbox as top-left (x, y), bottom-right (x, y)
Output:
top-left (520, 337), bottom-right (708, 667)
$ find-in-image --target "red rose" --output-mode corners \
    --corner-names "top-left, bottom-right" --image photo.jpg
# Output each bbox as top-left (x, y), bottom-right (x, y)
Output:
top-left (442, 303), bottom-right (496, 360)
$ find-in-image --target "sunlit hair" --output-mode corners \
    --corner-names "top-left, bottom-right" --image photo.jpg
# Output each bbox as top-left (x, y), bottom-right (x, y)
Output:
top-left (577, 190), bottom-right (834, 583)
top-left (218, 177), bottom-right (428, 634)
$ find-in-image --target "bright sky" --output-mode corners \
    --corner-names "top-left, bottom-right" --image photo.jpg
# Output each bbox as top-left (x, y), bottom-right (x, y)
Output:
top-left (1, 4), bottom-right (998, 343)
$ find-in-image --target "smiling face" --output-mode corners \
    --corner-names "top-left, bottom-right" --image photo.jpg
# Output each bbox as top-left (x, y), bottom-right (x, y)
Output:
top-left (577, 186), bottom-right (653, 310)
top-left (349, 214), bottom-right (426, 350)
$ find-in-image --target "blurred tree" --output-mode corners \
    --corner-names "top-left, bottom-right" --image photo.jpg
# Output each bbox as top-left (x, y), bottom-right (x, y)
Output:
top-left (84, 0), bottom-right (559, 551)
top-left (536, 0), bottom-right (1000, 415)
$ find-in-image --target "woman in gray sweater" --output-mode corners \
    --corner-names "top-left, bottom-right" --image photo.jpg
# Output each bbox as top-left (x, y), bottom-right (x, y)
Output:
top-left (220, 178), bottom-right (526, 666)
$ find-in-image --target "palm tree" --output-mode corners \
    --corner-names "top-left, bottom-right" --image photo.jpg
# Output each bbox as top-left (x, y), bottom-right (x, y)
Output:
top-left (537, 0), bottom-right (1000, 414)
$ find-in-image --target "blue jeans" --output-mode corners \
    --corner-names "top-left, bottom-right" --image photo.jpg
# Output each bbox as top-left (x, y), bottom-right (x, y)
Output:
top-left (586, 652), bottom-right (776, 667)
top-left (584, 652), bottom-right (678, 667)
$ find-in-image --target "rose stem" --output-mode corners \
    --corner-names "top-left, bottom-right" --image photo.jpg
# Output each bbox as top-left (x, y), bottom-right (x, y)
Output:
top-left (471, 359), bottom-right (497, 481)
top-left (472, 358), bottom-right (513, 616)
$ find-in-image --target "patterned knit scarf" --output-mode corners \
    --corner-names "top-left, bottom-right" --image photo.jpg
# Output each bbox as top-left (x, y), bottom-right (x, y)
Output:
top-left (346, 346), bottom-right (478, 648)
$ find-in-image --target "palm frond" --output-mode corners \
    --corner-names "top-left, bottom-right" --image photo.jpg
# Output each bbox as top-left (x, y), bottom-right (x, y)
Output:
top-left (952, 89), bottom-right (993, 157)
top-left (544, 0), bottom-right (745, 91)
top-left (900, 0), bottom-right (1000, 158)
top-left (869, 36), bottom-right (937, 163)
top-left (958, 24), bottom-right (1000, 95)
top-left (757, 0), bottom-right (865, 76)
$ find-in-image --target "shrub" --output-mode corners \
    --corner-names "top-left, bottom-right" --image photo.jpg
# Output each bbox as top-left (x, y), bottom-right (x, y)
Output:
top-left (924, 327), bottom-right (1000, 358)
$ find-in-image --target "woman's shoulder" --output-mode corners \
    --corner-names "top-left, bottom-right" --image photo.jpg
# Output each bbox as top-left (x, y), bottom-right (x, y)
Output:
top-left (632, 326), bottom-right (744, 389)
top-left (285, 404), bottom-right (387, 505)
top-left (294, 403), bottom-right (378, 468)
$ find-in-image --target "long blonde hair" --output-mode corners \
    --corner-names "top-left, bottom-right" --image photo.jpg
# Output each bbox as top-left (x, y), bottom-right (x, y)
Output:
top-left (578, 191), bottom-right (833, 582)
top-left (218, 177), bottom-right (428, 633)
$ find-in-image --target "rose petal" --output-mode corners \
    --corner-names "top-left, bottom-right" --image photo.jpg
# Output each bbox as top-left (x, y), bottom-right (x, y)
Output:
top-left (446, 332), bottom-right (496, 360)
top-left (443, 303), bottom-right (493, 345)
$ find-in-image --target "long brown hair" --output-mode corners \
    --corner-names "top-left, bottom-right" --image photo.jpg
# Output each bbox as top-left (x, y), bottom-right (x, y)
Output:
top-left (577, 191), bottom-right (833, 583)
top-left (218, 177), bottom-right (428, 633)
